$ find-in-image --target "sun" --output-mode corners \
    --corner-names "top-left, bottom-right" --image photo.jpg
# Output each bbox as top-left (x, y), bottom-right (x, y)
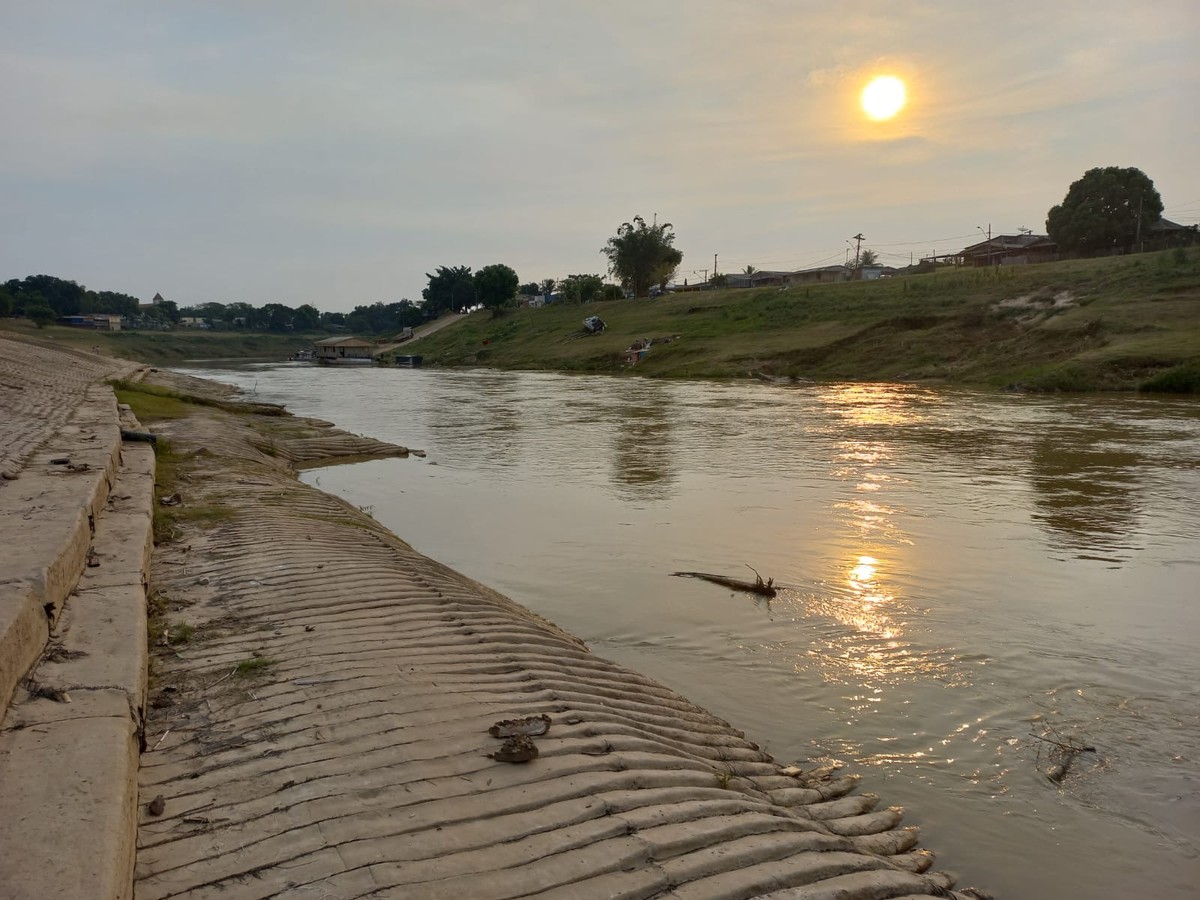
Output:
top-left (861, 75), bottom-right (906, 121)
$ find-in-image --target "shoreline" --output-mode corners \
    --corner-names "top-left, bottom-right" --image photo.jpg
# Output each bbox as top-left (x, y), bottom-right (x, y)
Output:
top-left (0, 337), bottom-right (987, 899)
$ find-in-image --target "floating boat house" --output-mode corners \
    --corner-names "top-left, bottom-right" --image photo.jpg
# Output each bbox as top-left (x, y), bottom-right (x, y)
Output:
top-left (314, 336), bottom-right (377, 365)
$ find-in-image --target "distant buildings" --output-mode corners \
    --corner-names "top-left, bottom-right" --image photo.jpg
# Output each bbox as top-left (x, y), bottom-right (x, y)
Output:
top-left (58, 314), bottom-right (122, 331)
top-left (955, 234), bottom-right (1058, 267)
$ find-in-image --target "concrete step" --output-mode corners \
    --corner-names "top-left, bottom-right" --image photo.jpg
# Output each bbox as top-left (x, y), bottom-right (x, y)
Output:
top-left (0, 385), bottom-right (123, 712)
top-left (0, 418), bottom-right (154, 900)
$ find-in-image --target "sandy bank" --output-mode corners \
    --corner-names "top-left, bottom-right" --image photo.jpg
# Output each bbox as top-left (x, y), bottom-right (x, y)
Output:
top-left (129, 369), bottom-right (985, 899)
top-left (0, 336), bottom-right (987, 899)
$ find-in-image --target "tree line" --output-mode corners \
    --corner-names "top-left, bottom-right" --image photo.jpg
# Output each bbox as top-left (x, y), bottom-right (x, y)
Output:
top-left (422, 219), bottom-right (683, 317)
top-left (1, 275), bottom-right (151, 326)
top-left (3, 218), bottom-right (689, 333)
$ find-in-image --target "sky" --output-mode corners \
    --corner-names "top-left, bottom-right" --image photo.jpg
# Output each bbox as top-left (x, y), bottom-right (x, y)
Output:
top-left (2, 1), bottom-right (1198, 312)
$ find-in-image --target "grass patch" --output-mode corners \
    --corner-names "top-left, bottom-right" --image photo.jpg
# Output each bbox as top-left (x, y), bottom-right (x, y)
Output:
top-left (110, 377), bottom-right (289, 418)
top-left (151, 439), bottom-right (182, 544)
top-left (234, 657), bottom-right (277, 677)
top-left (169, 622), bottom-right (196, 644)
top-left (1139, 360), bottom-right (1200, 394)
top-left (113, 381), bottom-right (191, 421)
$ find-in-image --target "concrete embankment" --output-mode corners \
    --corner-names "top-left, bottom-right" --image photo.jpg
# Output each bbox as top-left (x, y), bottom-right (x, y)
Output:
top-left (0, 336), bottom-right (151, 899)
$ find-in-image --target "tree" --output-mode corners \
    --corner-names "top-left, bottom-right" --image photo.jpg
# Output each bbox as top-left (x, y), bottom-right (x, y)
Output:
top-left (258, 303), bottom-right (293, 332)
top-left (474, 264), bottom-right (519, 316)
top-left (4, 275), bottom-right (84, 317)
top-left (858, 249), bottom-right (879, 267)
top-left (224, 302), bottom-right (254, 327)
top-left (293, 304), bottom-right (321, 332)
top-left (540, 278), bottom-right (557, 296)
top-left (1047, 166), bottom-right (1163, 255)
top-left (422, 265), bottom-right (475, 315)
top-left (601, 216), bottom-right (683, 298)
top-left (519, 282), bottom-right (541, 297)
top-left (559, 273), bottom-right (604, 305)
top-left (26, 299), bottom-right (56, 328)
top-left (157, 299), bottom-right (181, 324)
top-left (394, 299), bottom-right (424, 329)
top-left (710, 273), bottom-right (729, 289)
top-left (320, 310), bottom-right (347, 327)
top-left (0, 286), bottom-right (13, 318)
top-left (743, 265), bottom-right (757, 276)
top-left (196, 301), bottom-right (228, 327)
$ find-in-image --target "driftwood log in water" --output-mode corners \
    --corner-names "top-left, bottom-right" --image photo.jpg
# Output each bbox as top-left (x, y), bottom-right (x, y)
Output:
top-left (671, 567), bottom-right (778, 597)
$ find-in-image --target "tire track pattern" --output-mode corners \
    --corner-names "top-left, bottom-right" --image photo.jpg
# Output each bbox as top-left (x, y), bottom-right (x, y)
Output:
top-left (136, 409), bottom-right (983, 900)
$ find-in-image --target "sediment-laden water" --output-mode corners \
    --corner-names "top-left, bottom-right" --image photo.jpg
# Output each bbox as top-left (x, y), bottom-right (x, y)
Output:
top-left (175, 362), bottom-right (1200, 898)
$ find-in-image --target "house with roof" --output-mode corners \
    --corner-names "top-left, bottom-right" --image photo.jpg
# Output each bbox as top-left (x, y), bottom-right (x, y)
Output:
top-left (314, 336), bottom-right (377, 365)
top-left (958, 234), bottom-right (1057, 267)
top-left (1146, 218), bottom-right (1200, 250)
top-left (719, 265), bottom-right (851, 290)
top-left (786, 265), bottom-right (852, 285)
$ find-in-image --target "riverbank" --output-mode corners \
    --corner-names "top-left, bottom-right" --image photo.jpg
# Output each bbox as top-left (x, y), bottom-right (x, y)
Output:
top-left (0, 319), bottom-right (324, 365)
top-left (5, 249), bottom-right (1197, 391)
top-left (0, 334), bottom-right (988, 898)
top-left (129, 371), bottom-right (985, 898)
top-left (409, 250), bottom-right (1200, 391)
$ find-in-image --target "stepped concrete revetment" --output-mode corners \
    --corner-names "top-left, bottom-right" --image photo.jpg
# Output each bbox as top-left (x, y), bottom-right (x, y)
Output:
top-left (0, 336), bottom-right (151, 899)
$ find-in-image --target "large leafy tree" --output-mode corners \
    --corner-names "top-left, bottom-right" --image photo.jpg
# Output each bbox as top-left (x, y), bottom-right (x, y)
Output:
top-left (261, 303), bottom-right (294, 332)
top-left (83, 290), bottom-right (140, 317)
top-left (1047, 166), bottom-right (1163, 255)
top-left (346, 300), bottom-right (423, 334)
top-left (422, 265), bottom-right (475, 315)
top-left (559, 273), bottom-right (604, 305)
top-left (474, 264), bottom-right (519, 316)
top-left (5, 275), bottom-right (85, 316)
top-left (601, 216), bottom-right (683, 298)
top-left (293, 303), bottom-right (321, 331)
top-left (25, 298), bottom-right (56, 328)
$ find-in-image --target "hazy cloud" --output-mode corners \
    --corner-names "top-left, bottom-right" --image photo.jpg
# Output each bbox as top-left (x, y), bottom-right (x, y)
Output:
top-left (0, 0), bottom-right (1195, 306)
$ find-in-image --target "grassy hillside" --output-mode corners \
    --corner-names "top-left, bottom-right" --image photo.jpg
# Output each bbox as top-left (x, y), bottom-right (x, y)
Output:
top-left (408, 248), bottom-right (1200, 391)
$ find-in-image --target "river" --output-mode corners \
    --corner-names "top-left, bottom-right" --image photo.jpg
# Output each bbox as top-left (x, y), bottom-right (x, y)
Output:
top-left (174, 362), bottom-right (1200, 898)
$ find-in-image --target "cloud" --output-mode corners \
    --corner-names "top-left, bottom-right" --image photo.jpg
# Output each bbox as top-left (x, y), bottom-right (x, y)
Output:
top-left (0, 0), bottom-right (1196, 308)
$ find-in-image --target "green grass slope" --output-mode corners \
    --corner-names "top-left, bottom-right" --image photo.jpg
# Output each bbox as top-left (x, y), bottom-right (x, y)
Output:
top-left (409, 248), bottom-right (1200, 391)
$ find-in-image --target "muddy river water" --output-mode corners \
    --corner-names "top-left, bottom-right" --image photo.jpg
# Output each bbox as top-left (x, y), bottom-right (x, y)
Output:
top-left (176, 363), bottom-right (1199, 898)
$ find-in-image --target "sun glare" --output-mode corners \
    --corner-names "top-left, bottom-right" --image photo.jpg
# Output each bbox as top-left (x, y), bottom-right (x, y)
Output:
top-left (861, 75), bottom-right (906, 121)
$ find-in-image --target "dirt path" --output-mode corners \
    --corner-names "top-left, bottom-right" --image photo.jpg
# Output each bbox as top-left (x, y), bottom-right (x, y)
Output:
top-left (131, 389), bottom-right (983, 899)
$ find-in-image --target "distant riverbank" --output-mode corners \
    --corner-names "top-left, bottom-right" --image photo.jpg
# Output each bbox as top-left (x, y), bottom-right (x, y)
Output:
top-left (408, 250), bottom-right (1200, 392)
top-left (5, 248), bottom-right (1198, 391)
top-left (0, 319), bottom-right (320, 365)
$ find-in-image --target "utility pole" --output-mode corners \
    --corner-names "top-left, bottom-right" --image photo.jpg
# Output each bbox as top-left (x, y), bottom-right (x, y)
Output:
top-left (978, 224), bottom-right (992, 266)
top-left (852, 233), bottom-right (864, 278)
top-left (713, 254), bottom-right (718, 277)
top-left (1136, 194), bottom-right (1144, 252)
